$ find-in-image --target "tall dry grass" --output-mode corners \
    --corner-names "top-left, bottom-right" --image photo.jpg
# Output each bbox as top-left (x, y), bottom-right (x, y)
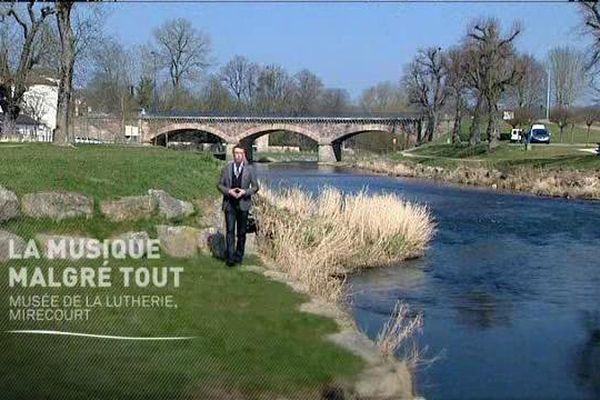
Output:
top-left (376, 301), bottom-right (425, 368)
top-left (253, 184), bottom-right (435, 302)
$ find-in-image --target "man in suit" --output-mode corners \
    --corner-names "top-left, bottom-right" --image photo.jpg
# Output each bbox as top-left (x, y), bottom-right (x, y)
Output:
top-left (216, 144), bottom-right (260, 267)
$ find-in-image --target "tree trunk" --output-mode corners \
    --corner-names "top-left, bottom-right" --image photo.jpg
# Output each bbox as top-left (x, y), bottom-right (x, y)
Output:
top-left (416, 119), bottom-right (423, 145)
top-left (1, 115), bottom-right (17, 141)
top-left (469, 98), bottom-right (483, 146)
top-left (54, 2), bottom-right (75, 146)
top-left (425, 112), bottom-right (438, 143)
top-left (469, 115), bottom-right (481, 146)
top-left (487, 104), bottom-right (500, 151)
top-left (587, 125), bottom-right (591, 146)
top-left (559, 125), bottom-right (564, 142)
top-left (451, 98), bottom-right (462, 145)
top-left (2, 102), bottom-right (20, 140)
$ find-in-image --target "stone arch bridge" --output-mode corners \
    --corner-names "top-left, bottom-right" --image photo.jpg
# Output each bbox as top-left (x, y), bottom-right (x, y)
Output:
top-left (139, 114), bottom-right (423, 162)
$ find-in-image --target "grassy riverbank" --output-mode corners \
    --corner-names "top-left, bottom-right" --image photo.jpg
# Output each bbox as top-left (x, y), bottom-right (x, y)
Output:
top-left (1, 255), bottom-right (363, 399)
top-left (0, 143), bottom-right (365, 399)
top-left (344, 143), bottom-right (600, 200)
top-left (252, 185), bottom-right (434, 398)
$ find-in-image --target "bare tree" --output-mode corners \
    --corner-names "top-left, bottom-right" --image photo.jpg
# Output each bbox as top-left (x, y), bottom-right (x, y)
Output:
top-left (463, 18), bottom-right (521, 150)
top-left (255, 64), bottom-right (294, 114)
top-left (219, 55), bottom-right (259, 108)
top-left (53, 0), bottom-right (75, 145)
top-left (403, 47), bottom-right (448, 143)
top-left (577, 2), bottom-right (600, 101)
top-left (47, 2), bottom-right (105, 145)
top-left (71, 5), bottom-right (106, 88)
top-left (359, 81), bottom-right (405, 114)
top-left (577, 106), bottom-right (600, 145)
top-left (578, 2), bottom-right (600, 66)
top-left (202, 75), bottom-right (234, 113)
top-left (550, 106), bottom-right (573, 142)
top-left (445, 47), bottom-right (469, 144)
top-left (547, 46), bottom-right (587, 109)
top-left (0, 1), bottom-right (54, 139)
top-left (320, 88), bottom-right (352, 115)
top-left (292, 69), bottom-right (324, 115)
top-left (152, 18), bottom-right (211, 92)
top-left (85, 38), bottom-right (134, 114)
top-left (508, 53), bottom-right (546, 110)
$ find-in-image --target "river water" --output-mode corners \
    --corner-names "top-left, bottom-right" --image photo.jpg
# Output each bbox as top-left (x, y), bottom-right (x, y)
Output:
top-left (256, 162), bottom-right (600, 400)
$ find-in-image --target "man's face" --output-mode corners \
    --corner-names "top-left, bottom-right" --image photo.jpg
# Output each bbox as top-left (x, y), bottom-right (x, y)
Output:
top-left (233, 147), bottom-right (245, 163)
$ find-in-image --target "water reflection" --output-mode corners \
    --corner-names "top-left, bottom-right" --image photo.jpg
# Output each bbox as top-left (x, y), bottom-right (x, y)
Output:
top-left (574, 311), bottom-right (600, 397)
top-left (260, 163), bottom-right (600, 400)
top-left (454, 290), bottom-right (512, 330)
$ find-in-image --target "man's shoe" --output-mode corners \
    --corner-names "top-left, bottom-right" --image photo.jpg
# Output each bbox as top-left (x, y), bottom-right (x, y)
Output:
top-left (226, 259), bottom-right (235, 267)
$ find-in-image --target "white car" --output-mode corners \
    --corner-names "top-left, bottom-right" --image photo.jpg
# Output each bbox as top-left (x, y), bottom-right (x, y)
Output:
top-left (527, 124), bottom-right (551, 144)
top-left (510, 128), bottom-right (523, 142)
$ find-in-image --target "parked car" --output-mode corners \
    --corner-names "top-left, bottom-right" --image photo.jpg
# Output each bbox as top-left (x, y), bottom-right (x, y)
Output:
top-left (510, 128), bottom-right (523, 142)
top-left (527, 124), bottom-right (551, 144)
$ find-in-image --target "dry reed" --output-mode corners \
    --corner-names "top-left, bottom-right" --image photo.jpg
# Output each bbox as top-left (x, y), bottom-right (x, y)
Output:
top-left (253, 184), bottom-right (435, 302)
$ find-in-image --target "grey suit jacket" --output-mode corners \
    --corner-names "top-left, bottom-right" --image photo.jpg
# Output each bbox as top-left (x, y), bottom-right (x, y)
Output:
top-left (216, 161), bottom-right (260, 212)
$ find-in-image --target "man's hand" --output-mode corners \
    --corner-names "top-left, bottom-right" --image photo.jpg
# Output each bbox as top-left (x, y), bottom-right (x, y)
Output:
top-left (228, 188), bottom-right (245, 198)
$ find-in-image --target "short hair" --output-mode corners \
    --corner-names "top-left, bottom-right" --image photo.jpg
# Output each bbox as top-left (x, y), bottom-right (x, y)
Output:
top-left (232, 143), bottom-right (245, 154)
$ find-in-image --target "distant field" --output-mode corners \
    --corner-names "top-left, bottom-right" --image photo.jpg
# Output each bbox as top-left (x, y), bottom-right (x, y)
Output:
top-left (394, 143), bottom-right (600, 171)
top-left (436, 120), bottom-right (600, 145)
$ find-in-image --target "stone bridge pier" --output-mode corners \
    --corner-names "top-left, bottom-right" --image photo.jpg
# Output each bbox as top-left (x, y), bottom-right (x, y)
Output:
top-left (139, 115), bottom-right (422, 163)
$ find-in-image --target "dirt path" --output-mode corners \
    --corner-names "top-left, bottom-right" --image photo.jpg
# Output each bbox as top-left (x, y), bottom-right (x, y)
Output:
top-left (400, 150), bottom-right (485, 162)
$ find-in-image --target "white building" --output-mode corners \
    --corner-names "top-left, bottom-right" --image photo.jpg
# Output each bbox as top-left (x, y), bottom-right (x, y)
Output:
top-left (0, 74), bottom-right (58, 142)
top-left (22, 75), bottom-right (59, 137)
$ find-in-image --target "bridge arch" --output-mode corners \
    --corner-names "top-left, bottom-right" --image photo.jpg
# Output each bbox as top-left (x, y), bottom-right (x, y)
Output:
top-left (237, 123), bottom-right (321, 143)
top-left (149, 123), bottom-right (234, 144)
top-left (332, 124), bottom-right (400, 143)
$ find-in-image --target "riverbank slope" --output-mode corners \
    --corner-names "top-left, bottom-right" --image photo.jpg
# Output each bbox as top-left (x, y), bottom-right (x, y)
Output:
top-left (0, 143), bottom-right (367, 399)
top-left (342, 143), bottom-right (600, 200)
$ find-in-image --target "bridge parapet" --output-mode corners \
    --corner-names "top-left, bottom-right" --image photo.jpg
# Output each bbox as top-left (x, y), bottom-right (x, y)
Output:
top-left (139, 114), bottom-right (423, 162)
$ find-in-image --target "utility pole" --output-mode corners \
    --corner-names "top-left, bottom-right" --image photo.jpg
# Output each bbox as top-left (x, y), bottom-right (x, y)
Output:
top-left (151, 51), bottom-right (159, 113)
top-left (546, 66), bottom-right (551, 121)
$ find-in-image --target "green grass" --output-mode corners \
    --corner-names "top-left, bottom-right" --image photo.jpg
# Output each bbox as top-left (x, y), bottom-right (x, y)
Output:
top-left (543, 122), bottom-right (600, 145)
top-left (0, 143), bottom-right (224, 238)
top-left (0, 143), bottom-right (364, 399)
top-left (395, 142), bottom-right (600, 171)
top-left (0, 143), bottom-right (222, 201)
top-left (1, 255), bottom-right (362, 399)
top-left (434, 119), bottom-right (600, 145)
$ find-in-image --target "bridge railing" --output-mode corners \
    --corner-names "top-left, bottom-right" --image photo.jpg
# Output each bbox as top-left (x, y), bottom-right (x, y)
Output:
top-left (139, 110), bottom-right (423, 120)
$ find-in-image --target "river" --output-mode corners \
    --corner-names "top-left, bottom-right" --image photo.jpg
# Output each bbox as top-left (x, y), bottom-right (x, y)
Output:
top-left (256, 162), bottom-right (600, 400)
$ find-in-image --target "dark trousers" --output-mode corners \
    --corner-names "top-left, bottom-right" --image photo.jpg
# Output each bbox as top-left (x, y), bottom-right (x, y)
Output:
top-left (224, 203), bottom-right (249, 263)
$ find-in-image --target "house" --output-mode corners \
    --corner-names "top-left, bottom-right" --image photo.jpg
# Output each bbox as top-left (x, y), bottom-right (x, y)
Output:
top-left (0, 70), bottom-right (58, 142)
top-left (0, 113), bottom-right (48, 142)
top-left (22, 73), bottom-right (59, 136)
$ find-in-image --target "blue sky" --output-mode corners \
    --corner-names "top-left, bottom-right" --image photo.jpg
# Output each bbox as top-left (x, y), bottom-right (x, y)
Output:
top-left (102, 1), bottom-right (589, 99)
